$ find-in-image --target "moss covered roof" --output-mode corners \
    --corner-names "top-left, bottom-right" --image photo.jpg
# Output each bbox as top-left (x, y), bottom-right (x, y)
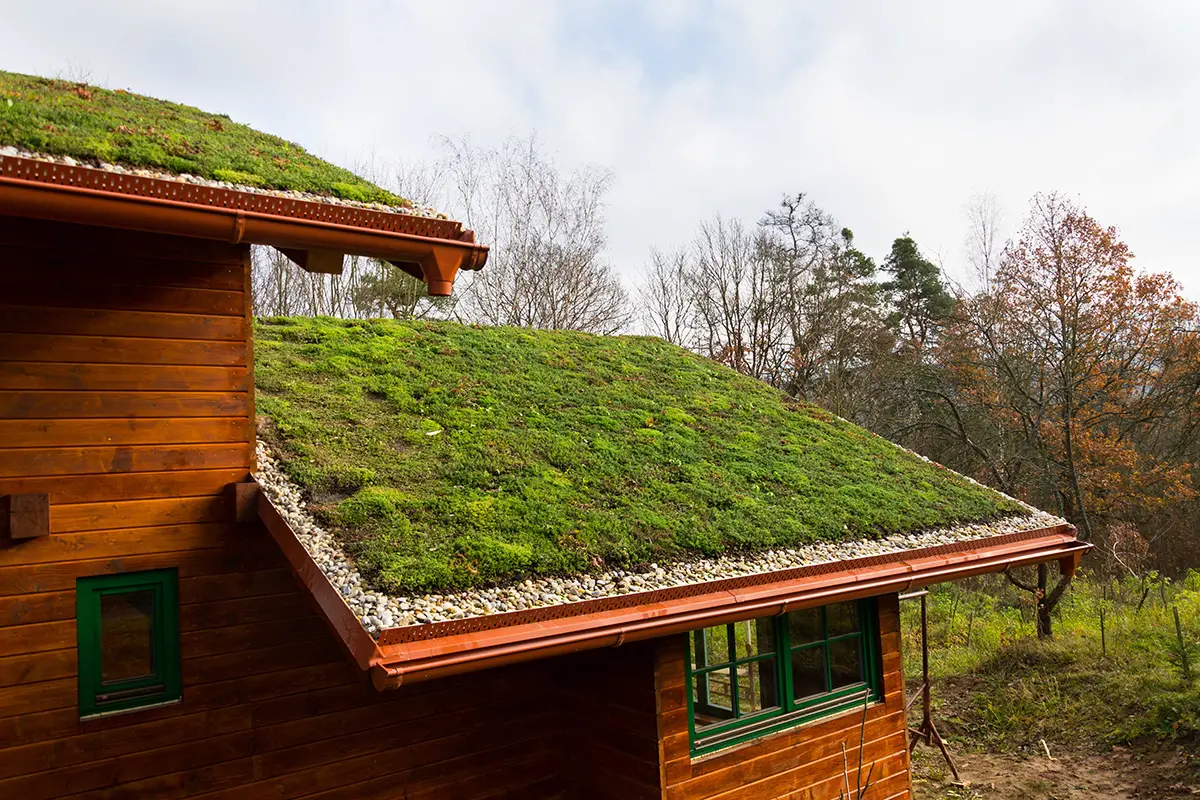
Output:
top-left (0, 70), bottom-right (407, 208)
top-left (255, 316), bottom-right (1024, 593)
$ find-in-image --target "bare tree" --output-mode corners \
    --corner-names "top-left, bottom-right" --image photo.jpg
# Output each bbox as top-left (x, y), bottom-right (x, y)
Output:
top-left (439, 134), bottom-right (630, 333)
top-left (639, 246), bottom-right (694, 346)
top-left (964, 191), bottom-right (1003, 289)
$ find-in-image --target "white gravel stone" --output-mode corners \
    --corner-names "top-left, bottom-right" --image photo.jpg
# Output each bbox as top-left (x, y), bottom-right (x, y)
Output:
top-left (0, 147), bottom-right (447, 220)
top-left (253, 441), bottom-right (1067, 639)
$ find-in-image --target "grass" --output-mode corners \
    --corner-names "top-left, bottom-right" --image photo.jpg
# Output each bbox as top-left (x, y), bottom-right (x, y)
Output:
top-left (902, 570), bottom-right (1200, 751)
top-left (255, 316), bottom-right (1021, 593)
top-left (0, 70), bottom-right (408, 207)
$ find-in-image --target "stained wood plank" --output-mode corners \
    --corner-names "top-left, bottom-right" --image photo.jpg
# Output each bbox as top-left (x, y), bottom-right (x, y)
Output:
top-left (0, 217), bottom-right (248, 264)
top-left (0, 591), bottom-right (76, 628)
top-left (0, 443), bottom-right (249, 477)
top-left (0, 523), bottom-right (249, 567)
top-left (0, 390), bottom-right (248, 418)
top-left (179, 568), bottom-right (298, 605)
top-left (0, 468), bottom-right (251, 505)
top-left (0, 305), bottom-right (245, 341)
top-left (0, 332), bottom-right (245, 366)
top-left (0, 280), bottom-right (243, 316)
top-left (0, 541), bottom-right (279, 597)
top-left (0, 647), bottom-right (75, 688)
top-left (51, 495), bottom-right (231, 533)
top-left (0, 247), bottom-right (244, 289)
top-left (182, 640), bottom-right (341, 686)
top-left (0, 676), bottom-right (76, 717)
top-left (0, 417), bottom-right (249, 447)
top-left (0, 362), bottom-right (248, 392)
top-left (0, 705), bottom-right (250, 781)
top-left (182, 615), bottom-right (329, 659)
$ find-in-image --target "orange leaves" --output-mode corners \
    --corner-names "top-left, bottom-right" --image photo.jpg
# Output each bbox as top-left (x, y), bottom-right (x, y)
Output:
top-left (940, 193), bottom-right (1200, 527)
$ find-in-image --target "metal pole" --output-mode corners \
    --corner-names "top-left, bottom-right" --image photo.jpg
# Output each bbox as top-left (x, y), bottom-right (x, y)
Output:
top-left (921, 594), bottom-right (932, 745)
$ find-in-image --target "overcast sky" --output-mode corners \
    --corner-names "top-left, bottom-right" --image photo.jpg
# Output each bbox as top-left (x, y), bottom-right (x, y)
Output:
top-left (5, 1), bottom-right (1199, 294)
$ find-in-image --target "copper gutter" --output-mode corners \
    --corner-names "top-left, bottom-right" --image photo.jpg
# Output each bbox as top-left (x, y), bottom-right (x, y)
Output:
top-left (371, 530), bottom-right (1089, 688)
top-left (252, 485), bottom-right (1088, 689)
top-left (0, 158), bottom-right (487, 296)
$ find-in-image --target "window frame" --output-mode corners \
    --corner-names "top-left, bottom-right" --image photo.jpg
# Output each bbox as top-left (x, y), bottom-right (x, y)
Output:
top-left (685, 598), bottom-right (882, 756)
top-left (76, 568), bottom-right (181, 719)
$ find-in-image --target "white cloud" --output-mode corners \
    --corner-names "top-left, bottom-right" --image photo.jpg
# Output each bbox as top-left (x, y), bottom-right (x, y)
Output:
top-left (3, 0), bottom-right (1198, 294)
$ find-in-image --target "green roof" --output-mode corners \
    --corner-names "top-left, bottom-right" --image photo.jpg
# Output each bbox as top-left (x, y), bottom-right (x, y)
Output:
top-left (0, 70), bottom-right (407, 208)
top-left (255, 316), bottom-right (1022, 593)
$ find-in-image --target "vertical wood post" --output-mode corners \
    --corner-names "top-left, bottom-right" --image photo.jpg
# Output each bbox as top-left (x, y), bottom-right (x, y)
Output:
top-left (1174, 607), bottom-right (1192, 684)
top-left (1099, 608), bottom-right (1106, 657)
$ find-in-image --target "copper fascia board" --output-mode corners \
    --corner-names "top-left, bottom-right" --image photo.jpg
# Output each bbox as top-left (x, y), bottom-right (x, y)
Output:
top-left (0, 174), bottom-right (488, 296)
top-left (255, 487), bottom-right (383, 670)
top-left (371, 531), bottom-right (1091, 688)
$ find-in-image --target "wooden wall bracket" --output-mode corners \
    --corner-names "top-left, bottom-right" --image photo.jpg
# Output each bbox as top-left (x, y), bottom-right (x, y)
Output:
top-left (4, 494), bottom-right (50, 540)
top-left (228, 482), bottom-right (260, 523)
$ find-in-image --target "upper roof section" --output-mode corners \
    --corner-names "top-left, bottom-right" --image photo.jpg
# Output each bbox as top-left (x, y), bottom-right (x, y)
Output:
top-left (0, 71), bottom-right (487, 294)
top-left (0, 70), bottom-right (414, 212)
top-left (255, 316), bottom-right (1036, 598)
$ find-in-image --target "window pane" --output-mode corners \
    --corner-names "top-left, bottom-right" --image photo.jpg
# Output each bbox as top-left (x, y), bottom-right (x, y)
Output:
top-left (790, 645), bottom-right (826, 701)
top-left (693, 668), bottom-right (736, 730)
top-left (736, 658), bottom-right (780, 715)
top-left (734, 617), bottom-right (776, 659)
top-left (826, 602), bottom-right (860, 637)
top-left (695, 625), bottom-right (731, 668)
top-left (788, 607), bottom-right (822, 645)
top-left (829, 636), bottom-right (864, 690)
top-left (100, 590), bottom-right (155, 684)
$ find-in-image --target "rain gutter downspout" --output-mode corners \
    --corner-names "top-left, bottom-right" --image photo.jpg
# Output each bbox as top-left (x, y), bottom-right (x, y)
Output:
top-left (0, 174), bottom-right (488, 295)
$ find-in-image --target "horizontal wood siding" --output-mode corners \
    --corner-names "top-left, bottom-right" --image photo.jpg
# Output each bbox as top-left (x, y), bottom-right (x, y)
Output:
top-left (559, 642), bottom-right (663, 799)
top-left (654, 594), bottom-right (912, 800)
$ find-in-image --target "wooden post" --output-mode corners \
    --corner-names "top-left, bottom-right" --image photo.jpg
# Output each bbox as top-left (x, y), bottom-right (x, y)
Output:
top-left (1099, 607), bottom-right (1106, 657)
top-left (1174, 607), bottom-right (1192, 684)
top-left (900, 590), bottom-right (960, 782)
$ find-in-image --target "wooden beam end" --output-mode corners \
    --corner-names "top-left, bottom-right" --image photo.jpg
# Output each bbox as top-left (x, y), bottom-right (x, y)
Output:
top-left (5, 494), bottom-right (50, 540)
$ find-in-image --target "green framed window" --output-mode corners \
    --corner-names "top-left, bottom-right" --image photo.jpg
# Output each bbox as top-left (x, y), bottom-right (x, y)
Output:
top-left (76, 569), bottom-right (181, 718)
top-left (687, 599), bottom-right (881, 755)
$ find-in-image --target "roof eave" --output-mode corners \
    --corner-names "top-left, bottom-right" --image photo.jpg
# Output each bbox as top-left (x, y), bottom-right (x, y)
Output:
top-left (370, 527), bottom-right (1088, 688)
top-left (0, 157), bottom-right (487, 296)
top-left (252, 478), bottom-right (1089, 689)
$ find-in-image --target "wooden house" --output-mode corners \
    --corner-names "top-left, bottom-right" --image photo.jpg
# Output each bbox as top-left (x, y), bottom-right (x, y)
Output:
top-left (0, 72), bottom-right (1089, 799)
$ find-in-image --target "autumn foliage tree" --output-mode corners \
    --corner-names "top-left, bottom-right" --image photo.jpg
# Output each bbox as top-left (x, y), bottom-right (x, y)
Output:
top-left (930, 194), bottom-right (1200, 634)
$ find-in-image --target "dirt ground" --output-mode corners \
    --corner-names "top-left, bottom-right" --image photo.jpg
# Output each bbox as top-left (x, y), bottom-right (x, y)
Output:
top-left (910, 742), bottom-right (1200, 799)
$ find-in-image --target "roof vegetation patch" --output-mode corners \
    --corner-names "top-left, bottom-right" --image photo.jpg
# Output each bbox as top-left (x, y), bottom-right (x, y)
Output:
top-left (255, 317), bottom-right (1022, 593)
top-left (0, 70), bottom-right (408, 208)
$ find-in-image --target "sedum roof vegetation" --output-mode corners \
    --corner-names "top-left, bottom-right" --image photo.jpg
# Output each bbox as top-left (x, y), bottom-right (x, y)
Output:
top-left (255, 316), bottom-right (1024, 594)
top-left (0, 70), bottom-right (408, 207)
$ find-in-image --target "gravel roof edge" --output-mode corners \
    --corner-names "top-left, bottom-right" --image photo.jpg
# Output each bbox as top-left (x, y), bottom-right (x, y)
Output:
top-left (254, 441), bottom-right (1069, 639)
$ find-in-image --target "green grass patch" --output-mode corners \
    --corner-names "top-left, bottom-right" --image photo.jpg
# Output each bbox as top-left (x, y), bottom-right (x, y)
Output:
top-left (0, 70), bottom-right (408, 207)
top-left (255, 316), bottom-right (1021, 593)
top-left (903, 572), bottom-right (1200, 751)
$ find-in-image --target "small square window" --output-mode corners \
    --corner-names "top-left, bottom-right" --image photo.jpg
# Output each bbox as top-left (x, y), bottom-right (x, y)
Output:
top-left (76, 569), bottom-right (181, 718)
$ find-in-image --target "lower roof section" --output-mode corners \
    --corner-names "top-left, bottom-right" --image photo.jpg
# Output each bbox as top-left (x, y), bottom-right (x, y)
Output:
top-left (254, 479), bottom-right (1090, 690)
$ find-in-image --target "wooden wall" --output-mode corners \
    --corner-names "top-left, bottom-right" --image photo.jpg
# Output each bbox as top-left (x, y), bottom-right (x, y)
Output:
top-left (559, 642), bottom-right (662, 799)
top-left (653, 595), bottom-right (912, 800)
top-left (0, 218), bottom-right (590, 799)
